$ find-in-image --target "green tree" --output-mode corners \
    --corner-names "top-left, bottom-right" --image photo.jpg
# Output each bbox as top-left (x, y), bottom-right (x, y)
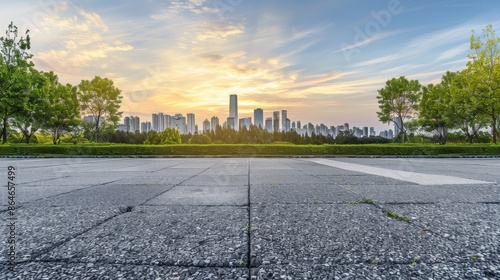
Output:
top-left (40, 72), bottom-right (80, 145)
top-left (0, 22), bottom-right (33, 143)
top-left (377, 76), bottom-right (422, 143)
top-left (78, 76), bottom-right (122, 142)
top-left (189, 134), bottom-right (212, 144)
top-left (10, 68), bottom-right (46, 143)
top-left (467, 24), bottom-right (500, 143)
top-left (453, 69), bottom-right (489, 143)
top-left (144, 130), bottom-right (160, 144)
top-left (159, 128), bottom-right (181, 144)
top-left (419, 72), bottom-right (460, 144)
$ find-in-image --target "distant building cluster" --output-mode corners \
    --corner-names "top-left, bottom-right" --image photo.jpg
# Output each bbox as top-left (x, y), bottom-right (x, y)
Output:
top-left (116, 94), bottom-right (396, 139)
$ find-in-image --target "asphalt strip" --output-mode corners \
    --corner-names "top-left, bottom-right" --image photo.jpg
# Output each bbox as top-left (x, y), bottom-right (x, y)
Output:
top-left (308, 158), bottom-right (492, 185)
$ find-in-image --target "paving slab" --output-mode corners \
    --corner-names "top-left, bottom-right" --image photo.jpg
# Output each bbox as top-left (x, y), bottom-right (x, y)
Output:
top-left (251, 204), bottom-right (470, 267)
top-left (317, 175), bottom-right (415, 185)
top-left (251, 183), bottom-right (361, 204)
top-left (147, 185), bottom-right (247, 206)
top-left (252, 262), bottom-right (500, 279)
top-left (30, 184), bottom-right (173, 207)
top-left (383, 203), bottom-right (500, 262)
top-left (250, 174), bottom-right (325, 185)
top-left (1, 262), bottom-right (248, 280)
top-left (38, 206), bottom-right (249, 267)
top-left (0, 205), bottom-right (118, 263)
top-left (181, 175), bottom-right (249, 186)
top-left (343, 184), bottom-right (500, 203)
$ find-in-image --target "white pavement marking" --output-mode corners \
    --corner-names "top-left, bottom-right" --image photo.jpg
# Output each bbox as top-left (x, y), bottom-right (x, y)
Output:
top-left (309, 158), bottom-right (492, 185)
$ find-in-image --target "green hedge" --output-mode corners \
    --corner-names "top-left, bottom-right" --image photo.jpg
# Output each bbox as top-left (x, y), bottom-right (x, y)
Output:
top-left (1, 144), bottom-right (500, 156)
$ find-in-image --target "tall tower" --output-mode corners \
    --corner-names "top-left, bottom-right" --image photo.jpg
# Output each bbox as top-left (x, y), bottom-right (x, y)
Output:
top-left (281, 110), bottom-right (287, 132)
top-left (211, 116), bottom-right (219, 131)
top-left (254, 108), bottom-right (263, 128)
top-left (273, 111), bottom-right (280, 132)
top-left (229, 94), bottom-right (238, 130)
top-left (187, 113), bottom-right (195, 134)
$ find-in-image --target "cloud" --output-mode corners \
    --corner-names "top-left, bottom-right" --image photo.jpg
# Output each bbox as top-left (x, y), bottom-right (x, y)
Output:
top-left (198, 54), bottom-right (224, 63)
top-left (196, 21), bottom-right (244, 40)
top-left (33, 7), bottom-right (133, 76)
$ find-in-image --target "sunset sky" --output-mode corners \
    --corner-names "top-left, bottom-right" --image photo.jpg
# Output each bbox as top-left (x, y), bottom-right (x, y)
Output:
top-left (1, 0), bottom-right (499, 132)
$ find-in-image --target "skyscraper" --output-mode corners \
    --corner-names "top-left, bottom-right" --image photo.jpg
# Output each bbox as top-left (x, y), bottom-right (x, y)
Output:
top-left (229, 94), bottom-right (238, 130)
top-left (211, 116), bottom-right (219, 131)
top-left (187, 113), bottom-right (195, 134)
top-left (152, 114), bottom-right (159, 132)
top-left (254, 108), bottom-right (263, 128)
top-left (273, 111), bottom-right (280, 132)
top-left (265, 117), bottom-right (272, 132)
top-left (281, 110), bottom-right (287, 132)
top-left (158, 113), bottom-right (165, 132)
top-left (203, 119), bottom-right (210, 133)
top-left (172, 114), bottom-right (187, 134)
top-left (226, 117), bottom-right (236, 130)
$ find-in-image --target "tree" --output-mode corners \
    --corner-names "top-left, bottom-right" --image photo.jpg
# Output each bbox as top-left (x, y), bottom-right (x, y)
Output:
top-left (0, 22), bottom-right (33, 143)
top-left (144, 130), bottom-right (160, 144)
top-left (453, 69), bottom-right (489, 143)
top-left (78, 76), bottom-right (122, 142)
top-left (418, 72), bottom-right (459, 144)
top-left (377, 76), bottom-right (422, 143)
top-left (10, 68), bottom-right (46, 143)
top-left (467, 24), bottom-right (500, 143)
top-left (160, 128), bottom-right (181, 144)
top-left (40, 72), bottom-right (80, 145)
top-left (189, 134), bottom-right (212, 144)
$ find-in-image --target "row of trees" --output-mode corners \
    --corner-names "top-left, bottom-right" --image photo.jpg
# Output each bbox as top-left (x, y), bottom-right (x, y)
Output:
top-left (377, 25), bottom-right (500, 144)
top-left (142, 125), bottom-right (390, 145)
top-left (1, 22), bottom-right (123, 144)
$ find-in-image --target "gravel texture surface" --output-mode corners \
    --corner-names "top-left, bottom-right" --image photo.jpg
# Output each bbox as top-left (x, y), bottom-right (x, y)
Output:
top-left (1, 157), bottom-right (499, 279)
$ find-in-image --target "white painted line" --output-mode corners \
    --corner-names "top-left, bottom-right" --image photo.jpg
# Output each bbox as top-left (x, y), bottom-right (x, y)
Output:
top-left (309, 159), bottom-right (491, 185)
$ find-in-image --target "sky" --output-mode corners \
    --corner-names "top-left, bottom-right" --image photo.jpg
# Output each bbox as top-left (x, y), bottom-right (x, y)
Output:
top-left (1, 0), bottom-right (500, 132)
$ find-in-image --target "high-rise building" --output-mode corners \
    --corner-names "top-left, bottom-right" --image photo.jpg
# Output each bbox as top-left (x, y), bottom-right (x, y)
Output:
top-left (158, 113), bottom-right (165, 132)
top-left (229, 94), bottom-right (238, 130)
top-left (273, 111), bottom-right (280, 132)
top-left (226, 117), bottom-right (236, 130)
top-left (370, 127), bottom-right (375, 137)
top-left (254, 108), bottom-right (263, 128)
top-left (172, 114), bottom-right (187, 134)
top-left (265, 117), bottom-right (272, 132)
top-left (363, 127), bottom-right (369, 137)
top-left (124, 117), bottom-right (131, 132)
top-left (297, 121), bottom-right (301, 130)
top-left (203, 119), bottom-right (210, 133)
top-left (239, 117), bottom-right (251, 129)
top-left (125, 116), bottom-right (140, 133)
top-left (344, 123), bottom-right (350, 132)
top-left (286, 118), bottom-right (291, 132)
top-left (164, 115), bottom-right (171, 129)
top-left (152, 114), bottom-right (159, 131)
top-left (281, 110), bottom-right (287, 132)
top-left (141, 121), bottom-right (151, 133)
top-left (211, 116), bottom-right (219, 131)
top-left (187, 113), bottom-right (195, 134)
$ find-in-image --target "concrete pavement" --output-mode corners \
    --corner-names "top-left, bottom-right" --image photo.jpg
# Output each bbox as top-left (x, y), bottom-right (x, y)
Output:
top-left (1, 157), bottom-right (499, 279)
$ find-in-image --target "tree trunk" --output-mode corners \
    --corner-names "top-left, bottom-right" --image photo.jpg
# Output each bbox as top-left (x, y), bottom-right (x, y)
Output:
top-left (400, 122), bottom-right (405, 143)
top-left (1, 116), bottom-right (7, 144)
top-left (492, 109), bottom-right (497, 144)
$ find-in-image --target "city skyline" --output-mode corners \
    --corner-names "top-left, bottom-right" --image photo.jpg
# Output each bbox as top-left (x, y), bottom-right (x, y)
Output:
top-left (124, 94), bottom-right (393, 138)
top-left (2, 1), bottom-right (499, 132)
